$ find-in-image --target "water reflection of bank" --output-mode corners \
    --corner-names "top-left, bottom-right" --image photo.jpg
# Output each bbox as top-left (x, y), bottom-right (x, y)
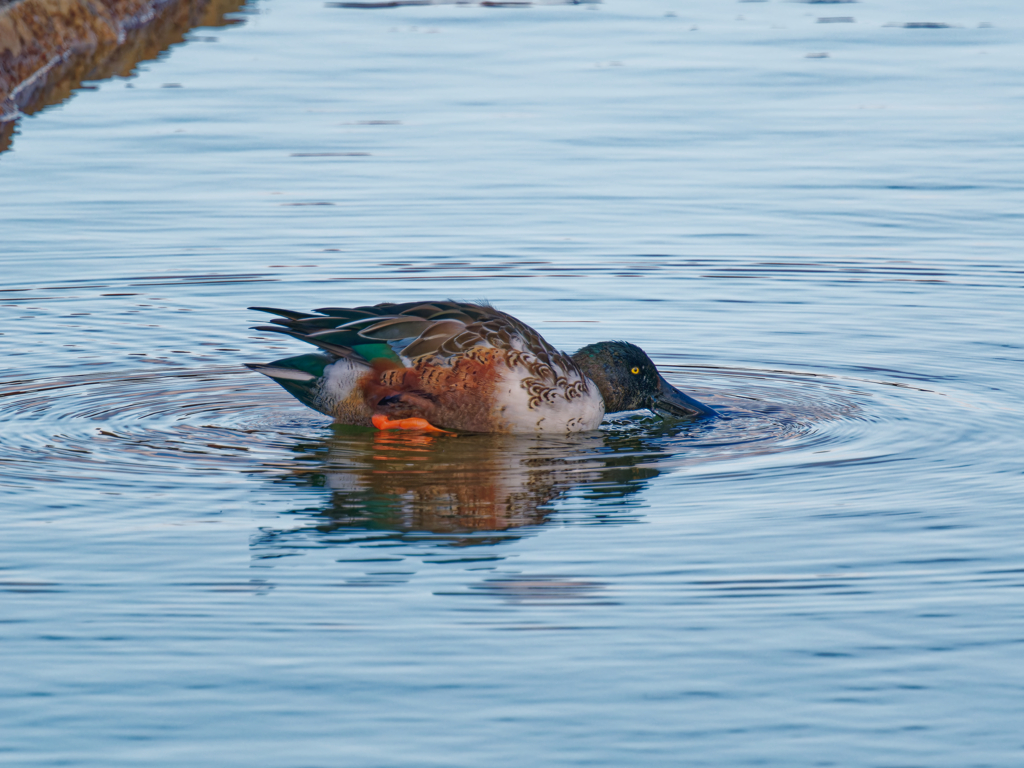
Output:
top-left (253, 420), bottom-right (687, 552)
top-left (0, 0), bottom-right (247, 153)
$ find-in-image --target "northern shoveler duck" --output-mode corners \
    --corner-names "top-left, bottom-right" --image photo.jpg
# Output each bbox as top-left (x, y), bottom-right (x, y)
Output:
top-left (246, 301), bottom-right (715, 434)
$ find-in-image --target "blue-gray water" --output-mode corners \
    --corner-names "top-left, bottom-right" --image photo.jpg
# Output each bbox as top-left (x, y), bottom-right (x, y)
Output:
top-left (2, 1), bottom-right (1023, 765)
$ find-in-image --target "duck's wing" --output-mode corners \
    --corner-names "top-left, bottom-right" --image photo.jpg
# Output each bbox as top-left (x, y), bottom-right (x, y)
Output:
top-left (250, 301), bottom-right (573, 380)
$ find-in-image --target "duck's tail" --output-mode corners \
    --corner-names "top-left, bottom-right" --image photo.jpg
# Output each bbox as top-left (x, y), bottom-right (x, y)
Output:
top-left (245, 353), bottom-right (333, 412)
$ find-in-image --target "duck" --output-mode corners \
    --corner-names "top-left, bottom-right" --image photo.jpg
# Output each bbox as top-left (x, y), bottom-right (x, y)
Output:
top-left (246, 301), bottom-right (715, 434)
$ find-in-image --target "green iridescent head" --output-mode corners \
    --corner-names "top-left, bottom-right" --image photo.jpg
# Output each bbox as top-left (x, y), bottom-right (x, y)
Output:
top-left (571, 341), bottom-right (715, 418)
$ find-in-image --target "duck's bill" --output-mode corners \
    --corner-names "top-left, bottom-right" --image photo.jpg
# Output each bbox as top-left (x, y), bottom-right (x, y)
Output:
top-left (653, 374), bottom-right (717, 419)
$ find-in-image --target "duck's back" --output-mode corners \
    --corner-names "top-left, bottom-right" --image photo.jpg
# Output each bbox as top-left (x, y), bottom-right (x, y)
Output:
top-left (249, 301), bottom-right (605, 433)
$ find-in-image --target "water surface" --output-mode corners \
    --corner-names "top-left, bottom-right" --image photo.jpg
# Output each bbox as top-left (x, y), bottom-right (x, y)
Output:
top-left (2, 0), bottom-right (1023, 765)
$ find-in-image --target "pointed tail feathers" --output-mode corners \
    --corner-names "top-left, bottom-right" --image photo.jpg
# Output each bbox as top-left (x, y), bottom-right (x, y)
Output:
top-left (246, 354), bottom-right (333, 412)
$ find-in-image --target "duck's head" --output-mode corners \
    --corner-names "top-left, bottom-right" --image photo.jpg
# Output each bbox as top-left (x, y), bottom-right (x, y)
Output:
top-left (571, 341), bottom-right (716, 419)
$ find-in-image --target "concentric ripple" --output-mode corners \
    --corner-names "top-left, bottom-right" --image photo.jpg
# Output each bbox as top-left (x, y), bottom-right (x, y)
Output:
top-left (0, 362), bottom-right (943, 508)
top-left (0, 366), bottom-right (313, 486)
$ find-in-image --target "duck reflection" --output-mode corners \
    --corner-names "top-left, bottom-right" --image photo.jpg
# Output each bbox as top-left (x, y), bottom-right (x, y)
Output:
top-left (257, 416), bottom-right (699, 549)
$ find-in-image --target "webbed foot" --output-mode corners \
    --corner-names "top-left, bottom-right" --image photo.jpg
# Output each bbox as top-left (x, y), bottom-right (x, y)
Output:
top-left (371, 414), bottom-right (452, 434)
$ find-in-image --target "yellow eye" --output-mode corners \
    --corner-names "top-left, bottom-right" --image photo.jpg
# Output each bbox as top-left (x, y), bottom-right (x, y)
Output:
top-left (631, 366), bottom-right (640, 374)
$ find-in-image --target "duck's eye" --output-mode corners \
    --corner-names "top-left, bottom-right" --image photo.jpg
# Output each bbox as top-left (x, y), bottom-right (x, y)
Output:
top-left (631, 366), bottom-right (640, 375)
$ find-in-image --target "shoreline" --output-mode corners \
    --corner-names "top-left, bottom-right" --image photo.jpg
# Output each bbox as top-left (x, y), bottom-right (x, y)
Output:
top-left (0, 0), bottom-right (245, 149)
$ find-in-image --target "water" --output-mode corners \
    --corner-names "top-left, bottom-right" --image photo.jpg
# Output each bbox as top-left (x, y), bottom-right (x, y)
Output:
top-left (2, 0), bottom-right (1023, 765)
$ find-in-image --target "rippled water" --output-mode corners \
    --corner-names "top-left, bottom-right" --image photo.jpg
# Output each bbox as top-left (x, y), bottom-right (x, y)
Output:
top-left (2, 0), bottom-right (1023, 765)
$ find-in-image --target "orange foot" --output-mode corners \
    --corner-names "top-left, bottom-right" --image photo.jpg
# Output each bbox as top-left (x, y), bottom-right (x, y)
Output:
top-left (372, 414), bottom-right (452, 434)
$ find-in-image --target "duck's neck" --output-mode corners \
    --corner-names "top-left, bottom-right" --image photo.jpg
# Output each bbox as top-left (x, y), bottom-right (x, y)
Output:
top-left (571, 345), bottom-right (625, 412)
